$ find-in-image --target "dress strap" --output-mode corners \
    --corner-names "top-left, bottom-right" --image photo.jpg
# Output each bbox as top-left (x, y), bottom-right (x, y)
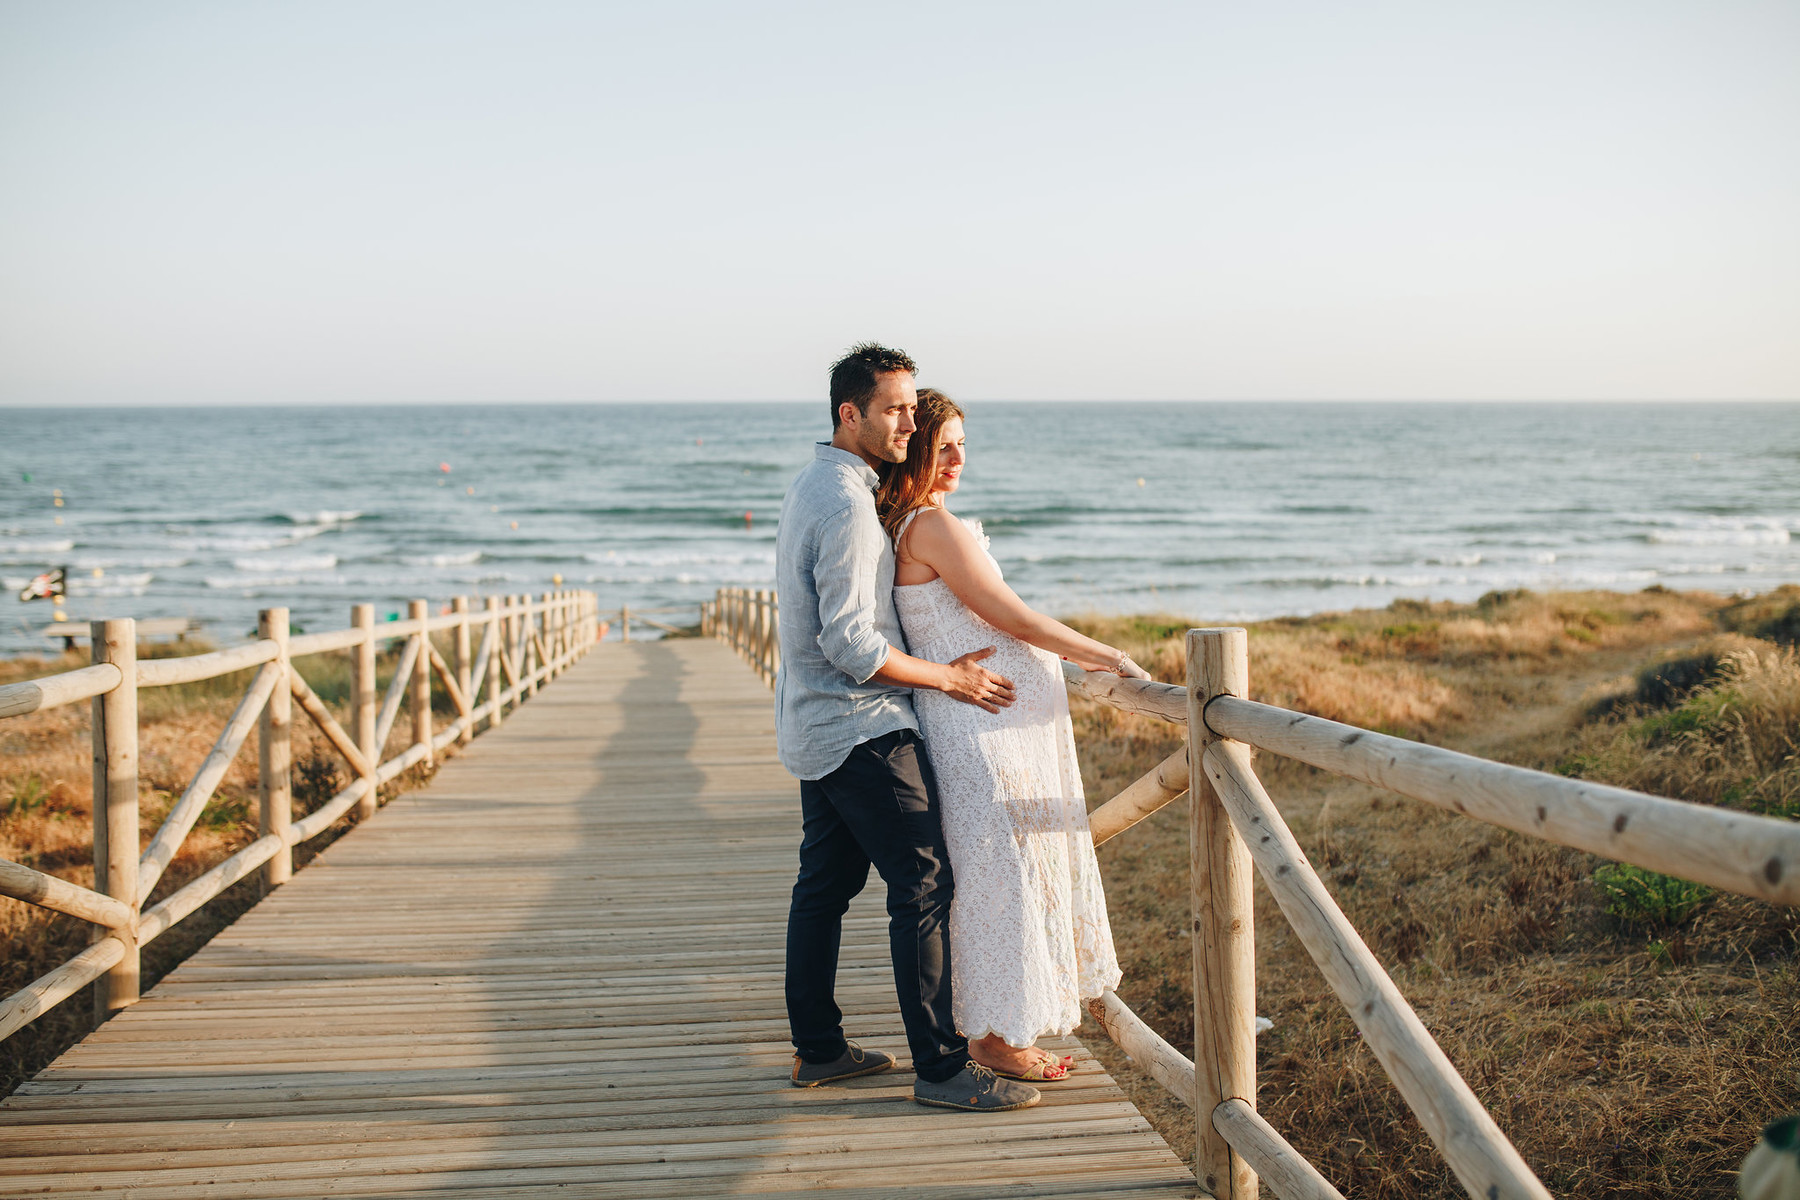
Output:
top-left (894, 507), bottom-right (925, 545)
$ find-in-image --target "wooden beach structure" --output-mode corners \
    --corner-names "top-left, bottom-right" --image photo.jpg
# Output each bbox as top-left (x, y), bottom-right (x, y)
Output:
top-left (0, 584), bottom-right (1794, 1197)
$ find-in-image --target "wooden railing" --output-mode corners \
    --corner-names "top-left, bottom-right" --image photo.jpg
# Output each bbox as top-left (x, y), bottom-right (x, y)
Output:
top-left (710, 595), bottom-right (1800, 1199)
top-left (702, 587), bottom-right (778, 686)
top-left (0, 589), bottom-right (601, 1043)
top-left (608, 604), bottom-right (702, 644)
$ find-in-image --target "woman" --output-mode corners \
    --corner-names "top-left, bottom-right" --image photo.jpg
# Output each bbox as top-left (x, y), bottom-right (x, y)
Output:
top-left (877, 388), bottom-right (1148, 1082)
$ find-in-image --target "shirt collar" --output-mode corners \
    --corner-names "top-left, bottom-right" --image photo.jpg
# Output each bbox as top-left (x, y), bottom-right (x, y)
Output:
top-left (815, 442), bottom-right (880, 491)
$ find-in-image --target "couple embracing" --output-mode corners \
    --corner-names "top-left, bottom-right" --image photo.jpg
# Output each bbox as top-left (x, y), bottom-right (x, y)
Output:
top-left (777, 344), bottom-right (1150, 1111)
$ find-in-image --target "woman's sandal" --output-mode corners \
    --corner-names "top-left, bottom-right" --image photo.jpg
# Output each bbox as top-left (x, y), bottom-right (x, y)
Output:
top-left (990, 1052), bottom-right (1074, 1082)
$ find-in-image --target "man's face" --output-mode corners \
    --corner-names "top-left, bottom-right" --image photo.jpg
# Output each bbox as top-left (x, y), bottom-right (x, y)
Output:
top-left (842, 371), bottom-right (917, 465)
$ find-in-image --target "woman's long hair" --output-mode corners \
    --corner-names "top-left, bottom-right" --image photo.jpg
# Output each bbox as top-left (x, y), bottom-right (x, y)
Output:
top-left (877, 387), bottom-right (966, 542)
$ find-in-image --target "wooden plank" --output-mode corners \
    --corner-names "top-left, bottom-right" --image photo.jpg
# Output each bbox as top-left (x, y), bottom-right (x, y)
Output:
top-left (2, 641), bottom-right (1194, 1198)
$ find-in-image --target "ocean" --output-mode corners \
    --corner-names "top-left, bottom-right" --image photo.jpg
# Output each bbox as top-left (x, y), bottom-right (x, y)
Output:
top-left (2, 402), bottom-right (1797, 655)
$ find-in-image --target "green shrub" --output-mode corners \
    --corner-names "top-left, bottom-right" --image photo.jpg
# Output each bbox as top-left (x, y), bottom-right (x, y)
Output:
top-left (1719, 584), bottom-right (1800, 646)
top-left (5, 775), bottom-right (48, 817)
top-left (1592, 862), bottom-right (1712, 926)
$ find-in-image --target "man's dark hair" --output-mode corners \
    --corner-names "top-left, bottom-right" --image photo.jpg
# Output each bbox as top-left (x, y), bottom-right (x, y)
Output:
top-left (829, 343), bottom-right (917, 429)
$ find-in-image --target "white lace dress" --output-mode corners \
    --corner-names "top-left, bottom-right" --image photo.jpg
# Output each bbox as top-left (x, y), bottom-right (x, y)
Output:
top-left (893, 513), bottom-right (1121, 1047)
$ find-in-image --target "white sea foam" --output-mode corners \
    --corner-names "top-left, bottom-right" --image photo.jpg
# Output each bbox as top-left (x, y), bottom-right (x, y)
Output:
top-left (205, 572), bottom-right (343, 590)
top-left (66, 572), bottom-right (154, 590)
top-left (0, 538), bottom-right (75, 555)
top-left (401, 551), bottom-right (483, 567)
top-left (286, 510), bottom-right (362, 526)
top-left (169, 523), bottom-right (336, 553)
top-left (72, 555), bottom-right (191, 570)
top-left (1643, 517), bottom-right (1792, 546)
top-left (584, 550), bottom-right (775, 567)
top-left (232, 553), bottom-right (338, 572)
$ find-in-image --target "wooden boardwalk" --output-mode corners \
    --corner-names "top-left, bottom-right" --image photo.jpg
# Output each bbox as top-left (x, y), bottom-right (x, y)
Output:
top-left (1, 640), bottom-right (1194, 1198)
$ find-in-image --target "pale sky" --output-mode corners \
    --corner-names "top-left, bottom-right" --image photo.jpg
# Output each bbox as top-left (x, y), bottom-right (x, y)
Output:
top-left (2, 1), bottom-right (1796, 405)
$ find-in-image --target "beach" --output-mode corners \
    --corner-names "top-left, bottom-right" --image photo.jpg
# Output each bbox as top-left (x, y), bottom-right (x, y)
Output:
top-left (4, 401), bottom-right (1799, 656)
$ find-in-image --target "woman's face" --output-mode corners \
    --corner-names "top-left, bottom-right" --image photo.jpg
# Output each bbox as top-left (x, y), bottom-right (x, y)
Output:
top-left (930, 416), bottom-right (966, 496)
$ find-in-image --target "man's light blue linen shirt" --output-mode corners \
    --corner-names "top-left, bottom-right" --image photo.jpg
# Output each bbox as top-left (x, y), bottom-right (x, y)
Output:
top-left (774, 443), bottom-right (919, 780)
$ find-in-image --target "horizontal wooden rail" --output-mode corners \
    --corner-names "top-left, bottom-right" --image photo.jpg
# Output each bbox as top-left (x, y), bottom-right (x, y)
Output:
top-left (136, 641), bottom-right (280, 688)
top-left (285, 627), bottom-right (367, 657)
top-left (1089, 747), bottom-right (1188, 847)
top-left (0, 860), bottom-right (133, 929)
top-left (1087, 988), bottom-right (1197, 1107)
top-left (137, 833), bottom-right (286, 947)
top-left (1207, 695), bottom-right (1800, 907)
top-left (0, 939), bottom-right (125, 1041)
top-left (0, 590), bottom-right (602, 1047)
top-left (0, 663), bottom-right (122, 719)
top-left (1202, 738), bottom-right (1551, 1199)
top-left (1061, 660), bottom-right (1186, 723)
top-left (1212, 1100), bottom-right (1347, 1200)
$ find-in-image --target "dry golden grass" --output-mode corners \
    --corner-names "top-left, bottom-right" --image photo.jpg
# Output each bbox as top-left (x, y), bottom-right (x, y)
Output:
top-left (0, 640), bottom-right (457, 1097)
top-left (1064, 587), bottom-right (1800, 1199)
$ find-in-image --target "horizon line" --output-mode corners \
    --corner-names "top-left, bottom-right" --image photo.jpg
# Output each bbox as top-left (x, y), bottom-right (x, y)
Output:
top-left (3, 396), bottom-right (1798, 410)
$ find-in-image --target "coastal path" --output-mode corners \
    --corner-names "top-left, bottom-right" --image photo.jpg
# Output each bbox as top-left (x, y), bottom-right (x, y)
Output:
top-left (0, 638), bottom-right (1197, 1199)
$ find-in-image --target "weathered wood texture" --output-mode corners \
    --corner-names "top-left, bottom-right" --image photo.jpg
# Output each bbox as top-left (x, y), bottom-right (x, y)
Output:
top-left (1186, 630), bottom-right (1256, 1200)
top-left (1201, 742), bottom-right (1550, 1200)
top-left (1206, 695), bottom-right (1800, 907)
top-left (2, 640), bottom-right (1193, 1200)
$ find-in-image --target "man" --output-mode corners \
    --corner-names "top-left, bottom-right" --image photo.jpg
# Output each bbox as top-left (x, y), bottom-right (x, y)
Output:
top-left (775, 343), bottom-right (1037, 1112)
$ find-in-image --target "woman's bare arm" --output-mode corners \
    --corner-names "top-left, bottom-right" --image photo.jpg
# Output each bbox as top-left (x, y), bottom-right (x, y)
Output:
top-left (901, 508), bottom-right (1146, 675)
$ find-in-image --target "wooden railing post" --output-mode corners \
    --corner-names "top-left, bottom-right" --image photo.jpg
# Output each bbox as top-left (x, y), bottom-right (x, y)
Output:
top-left (524, 596), bottom-right (540, 696)
top-left (621, 604), bottom-right (631, 644)
top-left (769, 591), bottom-right (780, 680)
top-left (754, 590), bottom-right (765, 680)
top-left (453, 596), bottom-right (473, 745)
top-left (1188, 627), bottom-right (1256, 1199)
top-left (352, 604), bottom-right (378, 819)
top-left (90, 618), bottom-right (139, 1017)
top-left (409, 599), bottom-right (433, 761)
top-left (543, 593), bottom-right (558, 676)
top-left (541, 591), bottom-right (555, 677)
top-left (485, 595), bottom-right (505, 728)
top-left (758, 589), bottom-right (773, 682)
top-left (258, 608), bottom-right (293, 891)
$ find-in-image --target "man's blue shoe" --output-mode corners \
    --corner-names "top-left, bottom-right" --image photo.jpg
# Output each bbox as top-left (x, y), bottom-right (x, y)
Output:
top-left (790, 1040), bottom-right (897, 1087)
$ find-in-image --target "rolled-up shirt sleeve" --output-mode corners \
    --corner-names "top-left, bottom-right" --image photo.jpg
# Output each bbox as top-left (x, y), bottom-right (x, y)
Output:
top-left (812, 504), bottom-right (893, 684)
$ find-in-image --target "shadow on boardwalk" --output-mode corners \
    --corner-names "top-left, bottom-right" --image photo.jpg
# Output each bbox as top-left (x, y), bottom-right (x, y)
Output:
top-left (0, 641), bottom-right (1193, 1198)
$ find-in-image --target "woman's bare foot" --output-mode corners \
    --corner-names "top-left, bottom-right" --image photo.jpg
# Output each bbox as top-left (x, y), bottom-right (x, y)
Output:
top-left (967, 1035), bottom-right (1071, 1079)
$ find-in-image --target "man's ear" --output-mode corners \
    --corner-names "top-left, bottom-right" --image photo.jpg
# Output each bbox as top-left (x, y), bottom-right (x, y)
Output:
top-left (838, 401), bottom-right (858, 429)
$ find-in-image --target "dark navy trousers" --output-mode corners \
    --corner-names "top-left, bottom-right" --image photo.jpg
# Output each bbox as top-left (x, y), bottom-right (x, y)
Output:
top-left (784, 728), bottom-right (968, 1084)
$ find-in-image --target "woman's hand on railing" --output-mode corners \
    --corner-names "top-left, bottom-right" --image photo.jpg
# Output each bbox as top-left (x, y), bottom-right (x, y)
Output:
top-left (1065, 652), bottom-right (1151, 679)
